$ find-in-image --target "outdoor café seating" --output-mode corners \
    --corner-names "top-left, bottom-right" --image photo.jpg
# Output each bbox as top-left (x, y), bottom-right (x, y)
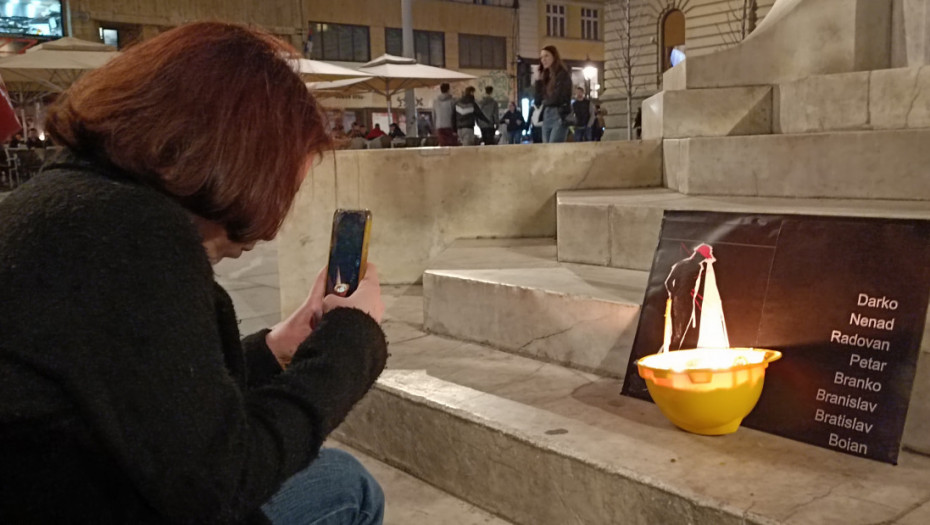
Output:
top-left (1, 146), bottom-right (62, 190)
top-left (0, 147), bottom-right (21, 190)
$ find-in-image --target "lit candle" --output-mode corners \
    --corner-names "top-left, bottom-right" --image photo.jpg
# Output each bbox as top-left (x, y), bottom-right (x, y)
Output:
top-left (637, 348), bottom-right (782, 435)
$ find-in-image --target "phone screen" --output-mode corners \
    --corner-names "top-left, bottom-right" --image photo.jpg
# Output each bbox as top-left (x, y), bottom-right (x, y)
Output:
top-left (325, 209), bottom-right (371, 297)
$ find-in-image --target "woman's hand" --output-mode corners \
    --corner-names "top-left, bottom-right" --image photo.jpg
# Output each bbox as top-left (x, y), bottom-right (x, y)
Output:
top-left (322, 263), bottom-right (384, 324)
top-left (265, 267), bottom-right (327, 368)
top-left (265, 264), bottom-right (384, 368)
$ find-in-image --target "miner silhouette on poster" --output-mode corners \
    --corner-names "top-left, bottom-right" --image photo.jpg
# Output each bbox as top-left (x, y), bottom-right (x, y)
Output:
top-left (662, 243), bottom-right (730, 353)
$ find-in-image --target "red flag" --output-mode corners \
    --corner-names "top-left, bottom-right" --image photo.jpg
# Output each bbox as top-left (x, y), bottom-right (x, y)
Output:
top-left (0, 76), bottom-right (21, 143)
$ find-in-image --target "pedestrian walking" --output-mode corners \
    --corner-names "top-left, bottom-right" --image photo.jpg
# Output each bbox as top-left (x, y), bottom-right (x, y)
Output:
top-left (432, 82), bottom-right (457, 146)
top-left (500, 101), bottom-right (525, 145)
top-left (453, 86), bottom-right (488, 146)
top-left (571, 87), bottom-right (596, 142)
top-left (527, 100), bottom-right (543, 144)
top-left (592, 104), bottom-right (606, 141)
top-left (478, 86), bottom-right (499, 145)
top-left (535, 45), bottom-right (572, 143)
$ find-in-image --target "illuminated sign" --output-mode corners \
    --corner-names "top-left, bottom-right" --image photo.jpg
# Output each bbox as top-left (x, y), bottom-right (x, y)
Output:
top-left (0, 1), bottom-right (63, 38)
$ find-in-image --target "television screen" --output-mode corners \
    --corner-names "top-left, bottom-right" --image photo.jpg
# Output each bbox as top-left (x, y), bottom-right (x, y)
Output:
top-left (0, 0), bottom-right (63, 38)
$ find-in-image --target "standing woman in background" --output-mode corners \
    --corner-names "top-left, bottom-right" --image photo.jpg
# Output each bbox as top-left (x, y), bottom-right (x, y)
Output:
top-left (535, 45), bottom-right (573, 143)
top-left (0, 22), bottom-right (387, 525)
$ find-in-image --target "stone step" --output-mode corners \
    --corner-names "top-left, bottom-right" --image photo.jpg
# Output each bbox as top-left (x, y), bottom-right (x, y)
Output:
top-left (776, 67), bottom-right (930, 134)
top-left (642, 66), bottom-right (930, 140)
top-left (422, 238), bottom-right (648, 377)
top-left (334, 285), bottom-right (930, 525)
top-left (664, 129), bottom-right (930, 200)
top-left (421, 235), bottom-right (930, 456)
top-left (557, 188), bottom-right (930, 271)
top-left (329, 441), bottom-right (513, 525)
top-left (642, 86), bottom-right (773, 140)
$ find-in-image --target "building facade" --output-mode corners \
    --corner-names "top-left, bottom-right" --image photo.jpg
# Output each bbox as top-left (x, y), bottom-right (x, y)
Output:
top-left (2, 0), bottom-right (785, 141)
top-left (600, 0), bottom-right (777, 140)
top-left (305, 0), bottom-right (517, 131)
top-left (56, 1), bottom-right (516, 132)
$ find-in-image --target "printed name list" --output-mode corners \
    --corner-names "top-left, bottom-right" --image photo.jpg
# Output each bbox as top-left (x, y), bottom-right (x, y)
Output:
top-left (817, 293), bottom-right (897, 456)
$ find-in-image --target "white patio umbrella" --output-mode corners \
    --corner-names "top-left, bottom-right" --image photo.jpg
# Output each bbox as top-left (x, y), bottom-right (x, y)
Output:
top-left (295, 58), bottom-right (370, 82)
top-left (306, 77), bottom-right (373, 98)
top-left (0, 37), bottom-right (119, 94)
top-left (354, 54), bottom-right (476, 123)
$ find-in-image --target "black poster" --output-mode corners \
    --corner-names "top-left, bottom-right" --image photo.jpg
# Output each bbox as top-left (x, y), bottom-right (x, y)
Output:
top-left (621, 211), bottom-right (930, 464)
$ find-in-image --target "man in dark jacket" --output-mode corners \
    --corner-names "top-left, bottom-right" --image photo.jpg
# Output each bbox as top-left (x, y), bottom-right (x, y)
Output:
top-left (453, 86), bottom-right (489, 146)
top-left (500, 101), bottom-right (525, 145)
top-left (417, 113), bottom-right (432, 138)
top-left (478, 86), bottom-right (499, 145)
top-left (571, 87), bottom-right (595, 142)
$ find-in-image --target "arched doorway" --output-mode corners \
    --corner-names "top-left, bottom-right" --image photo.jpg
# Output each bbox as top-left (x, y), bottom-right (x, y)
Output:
top-left (660, 9), bottom-right (685, 73)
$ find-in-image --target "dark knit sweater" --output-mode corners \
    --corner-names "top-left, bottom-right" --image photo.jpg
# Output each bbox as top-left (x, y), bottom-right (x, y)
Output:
top-left (0, 156), bottom-right (388, 524)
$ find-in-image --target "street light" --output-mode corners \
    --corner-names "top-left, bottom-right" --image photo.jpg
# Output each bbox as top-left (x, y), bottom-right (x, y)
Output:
top-left (582, 65), bottom-right (598, 99)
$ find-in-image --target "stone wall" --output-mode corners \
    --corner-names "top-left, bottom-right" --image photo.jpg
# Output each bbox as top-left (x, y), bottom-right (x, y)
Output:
top-left (276, 141), bottom-right (662, 315)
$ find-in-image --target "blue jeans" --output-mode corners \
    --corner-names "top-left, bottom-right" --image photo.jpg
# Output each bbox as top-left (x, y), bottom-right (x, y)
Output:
top-left (541, 107), bottom-right (568, 143)
top-left (262, 448), bottom-right (384, 525)
top-left (574, 126), bottom-right (591, 142)
top-left (509, 129), bottom-right (522, 144)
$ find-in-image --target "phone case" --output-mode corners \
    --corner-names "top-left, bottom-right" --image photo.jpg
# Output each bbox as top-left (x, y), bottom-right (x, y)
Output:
top-left (325, 209), bottom-right (371, 297)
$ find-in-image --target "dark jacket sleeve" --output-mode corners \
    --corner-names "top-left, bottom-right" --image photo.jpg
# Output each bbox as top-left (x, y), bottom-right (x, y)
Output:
top-left (474, 102), bottom-right (490, 127)
top-left (543, 69), bottom-right (573, 111)
top-left (534, 79), bottom-right (544, 105)
top-left (7, 176), bottom-right (386, 523)
top-left (241, 329), bottom-right (283, 388)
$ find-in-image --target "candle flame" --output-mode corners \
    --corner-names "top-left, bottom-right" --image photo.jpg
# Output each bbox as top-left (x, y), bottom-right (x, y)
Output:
top-left (333, 267), bottom-right (349, 296)
top-left (642, 348), bottom-right (771, 373)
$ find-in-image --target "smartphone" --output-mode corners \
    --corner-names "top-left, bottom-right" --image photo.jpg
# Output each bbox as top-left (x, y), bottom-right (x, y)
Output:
top-left (325, 209), bottom-right (372, 297)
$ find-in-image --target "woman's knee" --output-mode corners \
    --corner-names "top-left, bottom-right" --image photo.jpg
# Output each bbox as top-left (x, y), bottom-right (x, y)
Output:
top-left (263, 448), bottom-right (384, 525)
top-left (316, 449), bottom-right (384, 521)
top-left (321, 450), bottom-right (381, 495)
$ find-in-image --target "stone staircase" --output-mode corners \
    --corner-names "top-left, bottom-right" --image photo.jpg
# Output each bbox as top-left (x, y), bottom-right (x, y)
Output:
top-left (333, 191), bottom-right (930, 523)
top-left (325, 75), bottom-right (930, 523)
top-left (322, 3), bottom-right (930, 518)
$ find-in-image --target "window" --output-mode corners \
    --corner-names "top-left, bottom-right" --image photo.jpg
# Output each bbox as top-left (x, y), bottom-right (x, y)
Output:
top-left (546, 4), bottom-right (565, 38)
top-left (385, 28), bottom-right (445, 67)
top-left (458, 34), bottom-right (506, 69)
top-left (661, 10), bottom-right (686, 72)
top-left (309, 22), bottom-right (370, 63)
top-left (99, 27), bottom-right (118, 47)
top-left (97, 23), bottom-right (141, 49)
top-left (581, 8), bottom-right (599, 40)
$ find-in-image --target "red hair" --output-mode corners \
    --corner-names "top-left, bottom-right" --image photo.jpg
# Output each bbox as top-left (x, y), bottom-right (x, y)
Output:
top-left (46, 22), bottom-right (332, 243)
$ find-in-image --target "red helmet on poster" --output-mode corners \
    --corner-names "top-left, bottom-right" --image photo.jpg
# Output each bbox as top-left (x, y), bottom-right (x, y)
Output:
top-left (694, 244), bottom-right (713, 258)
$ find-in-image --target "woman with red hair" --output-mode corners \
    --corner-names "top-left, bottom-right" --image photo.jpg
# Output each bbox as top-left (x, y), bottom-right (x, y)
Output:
top-left (0, 22), bottom-right (387, 524)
